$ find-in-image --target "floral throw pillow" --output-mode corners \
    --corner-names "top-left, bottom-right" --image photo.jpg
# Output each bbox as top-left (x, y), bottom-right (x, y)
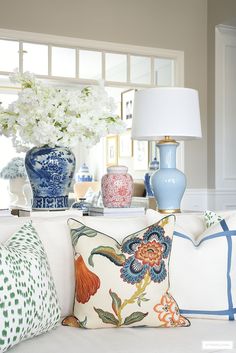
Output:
top-left (63, 215), bottom-right (190, 329)
top-left (0, 222), bottom-right (61, 352)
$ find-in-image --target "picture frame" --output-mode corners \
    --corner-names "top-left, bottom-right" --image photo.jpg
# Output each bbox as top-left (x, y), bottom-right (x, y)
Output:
top-left (121, 89), bottom-right (136, 129)
top-left (133, 140), bottom-right (149, 171)
top-left (106, 135), bottom-right (118, 166)
top-left (118, 130), bottom-right (133, 158)
top-left (149, 141), bottom-right (160, 162)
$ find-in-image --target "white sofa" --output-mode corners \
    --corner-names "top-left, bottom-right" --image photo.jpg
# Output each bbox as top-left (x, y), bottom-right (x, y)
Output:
top-left (1, 211), bottom-right (236, 353)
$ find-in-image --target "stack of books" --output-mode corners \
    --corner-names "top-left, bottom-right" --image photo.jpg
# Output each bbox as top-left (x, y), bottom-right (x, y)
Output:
top-left (11, 208), bottom-right (83, 218)
top-left (89, 206), bottom-right (145, 217)
top-left (0, 209), bottom-right (14, 217)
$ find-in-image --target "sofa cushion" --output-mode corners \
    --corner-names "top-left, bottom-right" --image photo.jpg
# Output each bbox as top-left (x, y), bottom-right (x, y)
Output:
top-left (0, 212), bottom-right (156, 318)
top-left (0, 222), bottom-right (61, 352)
top-left (171, 213), bottom-right (236, 320)
top-left (65, 215), bottom-right (190, 329)
top-left (32, 212), bottom-right (151, 317)
top-left (7, 319), bottom-right (236, 353)
top-left (146, 209), bottom-right (236, 320)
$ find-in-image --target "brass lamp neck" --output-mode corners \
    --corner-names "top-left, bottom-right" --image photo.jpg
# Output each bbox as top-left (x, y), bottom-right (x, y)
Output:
top-left (158, 136), bottom-right (177, 144)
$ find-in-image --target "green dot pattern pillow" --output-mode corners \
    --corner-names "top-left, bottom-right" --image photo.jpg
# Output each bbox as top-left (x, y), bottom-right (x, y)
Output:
top-left (0, 222), bottom-right (61, 352)
top-left (204, 210), bottom-right (223, 229)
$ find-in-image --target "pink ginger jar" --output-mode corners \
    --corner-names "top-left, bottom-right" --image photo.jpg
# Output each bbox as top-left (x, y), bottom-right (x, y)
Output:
top-left (101, 166), bottom-right (133, 208)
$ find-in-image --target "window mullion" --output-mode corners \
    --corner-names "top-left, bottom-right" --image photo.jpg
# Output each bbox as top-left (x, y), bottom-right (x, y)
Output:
top-left (19, 41), bottom-right (23, 73)
top-left (48, 45), bottom-right (52, 77)
top-left (76, 48), bottom-right (79, 78)
top-left (151, 56), bottom-right (155, 86)
top-left (102, 51), bottom-right (105, 80)
top-left (127, 54), bottom-right (130, 84)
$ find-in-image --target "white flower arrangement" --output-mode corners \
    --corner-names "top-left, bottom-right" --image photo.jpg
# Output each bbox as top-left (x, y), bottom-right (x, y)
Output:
top-left (0, 71), bottom-right (125, 152)
top-left (0, 157), bottom-right (27, 179)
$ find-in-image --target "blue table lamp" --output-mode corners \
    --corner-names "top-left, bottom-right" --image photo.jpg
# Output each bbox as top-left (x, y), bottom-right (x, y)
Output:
top-left (132, 87), bottom-right (202, 213)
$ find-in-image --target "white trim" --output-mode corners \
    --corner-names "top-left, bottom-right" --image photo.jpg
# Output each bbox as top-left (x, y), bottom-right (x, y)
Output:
top-left (182, 188), bottom-right (236, 211)
top-left (215, 25), bottom-right (236, 188)
top-left (0, 28), bottom-right (184, 63)
top-left (207, 189), bottom-right (236, 211)
top-left (182, 189), bottom-right (208, 211)
top-left (216, 24), bottom-right (236, 36)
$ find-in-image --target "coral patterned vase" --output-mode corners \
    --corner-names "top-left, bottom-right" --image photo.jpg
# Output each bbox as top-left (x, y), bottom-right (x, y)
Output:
top-left (101, 166), bottom-right (133, 208)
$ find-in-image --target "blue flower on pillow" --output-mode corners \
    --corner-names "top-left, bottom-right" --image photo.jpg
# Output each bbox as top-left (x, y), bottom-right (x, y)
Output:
top-left (120, 225), bottom-right (172, 284)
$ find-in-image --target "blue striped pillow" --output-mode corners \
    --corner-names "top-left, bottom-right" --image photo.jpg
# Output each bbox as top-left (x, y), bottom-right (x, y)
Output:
top-left (169, 214), bottom-right (236, 320)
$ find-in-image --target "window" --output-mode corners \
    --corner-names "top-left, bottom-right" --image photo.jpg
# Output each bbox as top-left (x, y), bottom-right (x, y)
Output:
top-left (0, 29), bottom-right (184, 208)
top-left (105, 53), bottom-right (127, 82)
top-left (0, 91), bottom-right (22, 209)
top-left (79, 50), bottom-right (102, 80)
top-left (130, 55), bottom-right (151, 84)
top-left (0, 35), bottom-right (180, 87)
top-left (154, 58), bottom-right (175, 86)
top-left (51, 46), bottom-right (76, 78)
top-left (23, 43), bottom-right (48, 75)
top-left (0, 39), bottom-right (19, 72)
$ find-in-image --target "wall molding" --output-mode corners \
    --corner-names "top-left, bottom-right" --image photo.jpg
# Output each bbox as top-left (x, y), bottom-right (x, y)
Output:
top-left (215, 26), bottom-right (236, 189)
top-left (182, 188), bottom-right (236, 211)
top-left (216, 24), bottom-right (236, 36)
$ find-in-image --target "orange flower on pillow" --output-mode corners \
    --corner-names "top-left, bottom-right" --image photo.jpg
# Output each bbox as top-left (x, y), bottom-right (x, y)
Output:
top-left (75, 255), bottom-right (100, 304)
top-left (154, 292), bottom-right (190, 328)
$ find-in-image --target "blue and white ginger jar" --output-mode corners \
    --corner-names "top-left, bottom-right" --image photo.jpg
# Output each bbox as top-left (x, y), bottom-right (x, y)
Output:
top-left (75, 163), bottom-right (93, 182)
top-left (25, 146), bottom-right (75, 209)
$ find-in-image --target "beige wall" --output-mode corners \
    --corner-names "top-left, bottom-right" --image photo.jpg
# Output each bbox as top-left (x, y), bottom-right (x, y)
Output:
top-left (0, 0), bottom-right (208, 188)
top-left (207, 0), bottom-right (236, 188)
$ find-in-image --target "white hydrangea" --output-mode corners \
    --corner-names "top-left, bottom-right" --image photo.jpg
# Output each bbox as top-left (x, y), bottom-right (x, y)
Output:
top-left (0, 71), bottom-right (125, 151)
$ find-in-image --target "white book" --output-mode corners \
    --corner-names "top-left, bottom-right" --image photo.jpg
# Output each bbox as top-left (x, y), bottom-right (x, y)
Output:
top-left (89, 212), bottom-right (146, 218)
top-left (89, 206), bottom-right (145, 214)
top-left (0, 209), bottom-right (13, 217)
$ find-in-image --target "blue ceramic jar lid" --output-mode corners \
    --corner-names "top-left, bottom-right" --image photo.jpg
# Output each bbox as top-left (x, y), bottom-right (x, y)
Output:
top-left (149, 157), bottom-right (159, 170)
top-left (79, 163), bottom-right (90, 174)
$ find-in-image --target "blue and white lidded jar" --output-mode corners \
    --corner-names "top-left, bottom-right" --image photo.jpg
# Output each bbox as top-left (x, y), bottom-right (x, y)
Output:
top-left (75, 163), bottom-right (93, 182)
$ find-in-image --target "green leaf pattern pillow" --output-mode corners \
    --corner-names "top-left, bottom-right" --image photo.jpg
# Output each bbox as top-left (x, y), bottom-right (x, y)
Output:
top-left (204, 210), bottom-right (223, 228)
top-left (0, 222), bottom-right (61, 352)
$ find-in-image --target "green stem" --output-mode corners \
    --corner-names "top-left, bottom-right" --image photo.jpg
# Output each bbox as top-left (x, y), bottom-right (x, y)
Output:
top-left (117, 273), bottom-right (151, 326)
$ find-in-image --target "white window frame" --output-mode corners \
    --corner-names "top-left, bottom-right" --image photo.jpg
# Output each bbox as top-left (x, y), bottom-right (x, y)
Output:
top-left (0, 28), bottom-right (184, 86)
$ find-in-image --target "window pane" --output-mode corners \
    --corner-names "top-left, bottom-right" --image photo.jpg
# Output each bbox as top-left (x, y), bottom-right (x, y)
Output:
top-left (0, 40), bottom-right (19, 72)
top-left (51, 47), bottom-right (76, 77)
top-left (105, 53), bottom-right (127, 82)
top-left (0, 93), bottom-right (18, 108)
top-left (130, 56), bottom-right (151, 84)
top-left (0, 92), bottom-right (23, 209)
top-left (154, 58), bottom-right (175, 86)
top-left (0, 136), bottom-right (24, 209)
top-left (0, 75), bottom-right (19, 90)
top-left (79, 50), bottom-right (102, 79)
top-left (23, 43), bottom-right (48, 75)
top-left (105, 86), bottom-right (125, 116)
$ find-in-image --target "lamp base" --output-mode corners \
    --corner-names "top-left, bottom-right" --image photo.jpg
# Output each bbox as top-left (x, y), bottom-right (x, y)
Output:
top-left (158, 208), bottom-right (181, 214)
top-left (151, 140), bottom-right (186, 213)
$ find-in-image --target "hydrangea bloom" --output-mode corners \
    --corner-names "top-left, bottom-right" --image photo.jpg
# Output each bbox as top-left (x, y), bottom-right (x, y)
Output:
top-left (0, 71), bottom-right (125, 152)
top-left (0, 157), bottom-right (27, 179)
